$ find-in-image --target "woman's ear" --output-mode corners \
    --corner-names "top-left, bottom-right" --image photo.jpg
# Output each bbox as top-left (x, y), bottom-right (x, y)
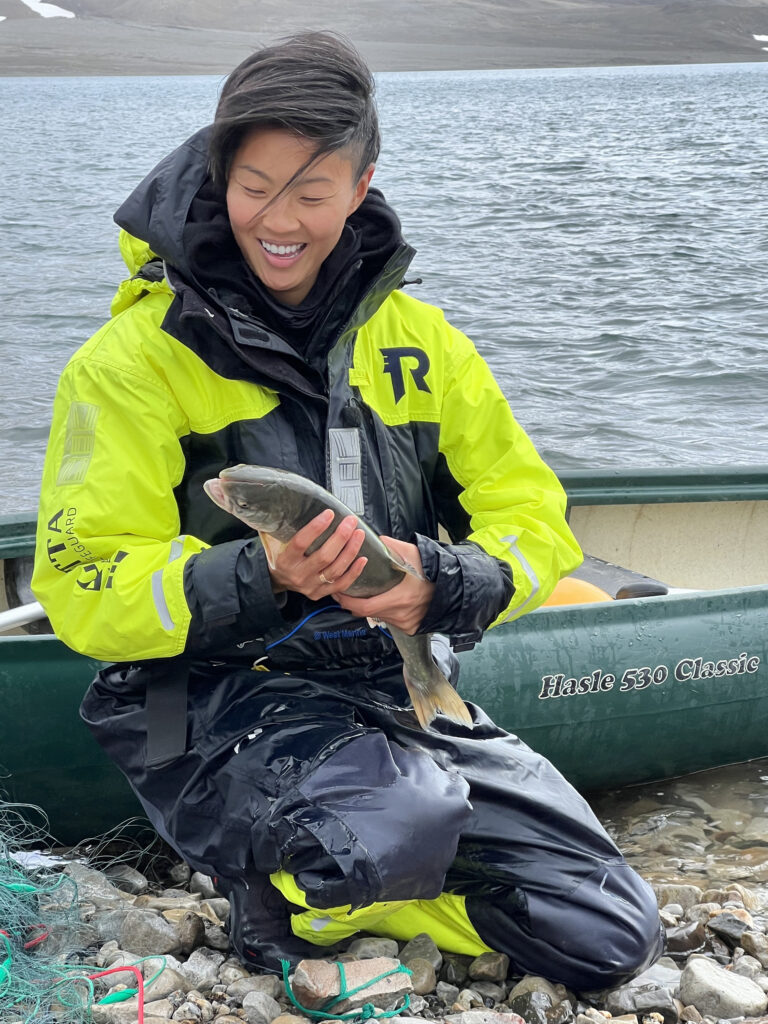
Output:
top-left (349, 164), bottom-right (375, 214)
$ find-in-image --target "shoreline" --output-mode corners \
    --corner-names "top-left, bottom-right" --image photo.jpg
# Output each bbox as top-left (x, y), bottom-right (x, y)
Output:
top-left (0, 13), bottom-right (766, 77)
top-left (2, 55), bottom-right (768, 77)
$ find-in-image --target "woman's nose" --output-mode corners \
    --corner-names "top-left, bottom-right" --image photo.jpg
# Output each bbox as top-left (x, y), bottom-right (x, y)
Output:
top-left (259, 195), bottom-right (300, 235)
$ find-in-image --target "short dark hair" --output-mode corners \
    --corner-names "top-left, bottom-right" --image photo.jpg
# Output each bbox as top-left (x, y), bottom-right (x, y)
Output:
top-left (209, 32), bottom-right (380, 189)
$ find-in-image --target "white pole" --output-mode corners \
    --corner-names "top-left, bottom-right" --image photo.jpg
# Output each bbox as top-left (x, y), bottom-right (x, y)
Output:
top-left (0, 601), bottom-right (47, 634)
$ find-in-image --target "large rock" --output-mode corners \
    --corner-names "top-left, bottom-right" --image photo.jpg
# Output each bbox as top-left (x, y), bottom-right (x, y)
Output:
top-left (468, 952), bottom-right (510, 983)
top-left (119, 909), bottom-right (183, 957)
top-left (398, 933), bottom-right (443, 971)
top-left (346, 936), bottom-right (400, 960)
top-left (227, 974), bottom-right (283, 1001)
top-left (664, 921), bottom-right (706, 954)
top-left (507, 976), bottom-right (564, 1024)
top-left (706, 911), bottom-right (750, 945)
top-left (92, 907), bottom-right (135, 945)
top-left (175, 910), bottom-right (206, 956)
top-left (407, 957), bottom-right (437, 995)
top-left (65, 863), bottom-right (131, 908)
top-left (680, 957), bottom-right (768, 1018)
top-left (291, 957), bottom-right (412, 1013)
top-left (143, 966), bottom-right (191, 1001)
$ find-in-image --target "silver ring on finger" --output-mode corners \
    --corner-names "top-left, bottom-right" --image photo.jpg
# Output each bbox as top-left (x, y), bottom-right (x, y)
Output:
top-left (319, 571), bottom-right (335, 586)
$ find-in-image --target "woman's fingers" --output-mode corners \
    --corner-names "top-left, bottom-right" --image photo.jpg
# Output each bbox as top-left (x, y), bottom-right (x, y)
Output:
top-left (268, 512), bottom-right (368, 598)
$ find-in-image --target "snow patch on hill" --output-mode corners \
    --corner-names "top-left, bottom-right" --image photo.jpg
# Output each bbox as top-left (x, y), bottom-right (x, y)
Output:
top-left (19, 0), bottom-right (75, 17)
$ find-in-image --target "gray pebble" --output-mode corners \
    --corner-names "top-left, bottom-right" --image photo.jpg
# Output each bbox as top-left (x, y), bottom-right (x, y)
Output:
top-left (241, 990), bottom-right (282, 1024)
top-left (190, 872), bottom-right (220, 900)
top-left (180, 948), bottom-right (226, 992)
top-left (346, 936), bottom-right (401, 960)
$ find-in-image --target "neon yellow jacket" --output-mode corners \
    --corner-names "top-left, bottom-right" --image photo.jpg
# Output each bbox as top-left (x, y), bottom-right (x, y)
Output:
top-left (33, 135), bottom-right (580, 665)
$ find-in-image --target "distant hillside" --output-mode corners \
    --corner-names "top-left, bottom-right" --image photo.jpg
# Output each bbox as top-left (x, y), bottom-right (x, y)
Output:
top-left (0, 0), bottom-right (766, 74)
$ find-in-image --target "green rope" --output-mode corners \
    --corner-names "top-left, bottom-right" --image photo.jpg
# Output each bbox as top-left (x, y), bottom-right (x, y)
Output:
top-left (280, 959), bottom-right (413, 1021)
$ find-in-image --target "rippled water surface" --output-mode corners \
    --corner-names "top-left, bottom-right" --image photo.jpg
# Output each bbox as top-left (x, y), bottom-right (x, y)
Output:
top-left (1, 63), bottom-right (767, 516)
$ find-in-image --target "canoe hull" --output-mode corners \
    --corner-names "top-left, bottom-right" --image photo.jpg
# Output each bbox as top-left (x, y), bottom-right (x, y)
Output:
top-left (3, 465), bottom-right (767, 842)
top-left (459, 584), bottom-right (768, 790)
top-left (2, 583), bottom-right (766, 843)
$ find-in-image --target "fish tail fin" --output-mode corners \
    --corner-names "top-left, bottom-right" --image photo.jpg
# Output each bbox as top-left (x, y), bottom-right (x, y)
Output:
top-left (404, 663), bottom-right (474, 730)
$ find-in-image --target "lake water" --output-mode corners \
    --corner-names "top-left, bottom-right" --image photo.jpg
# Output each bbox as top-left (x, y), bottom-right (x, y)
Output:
top-left (1, 62), bottom-right (767, 517)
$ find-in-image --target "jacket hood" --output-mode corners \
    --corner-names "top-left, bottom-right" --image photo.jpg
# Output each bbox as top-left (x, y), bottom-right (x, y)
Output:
top-left (114, 127), bottom-right (212, 277)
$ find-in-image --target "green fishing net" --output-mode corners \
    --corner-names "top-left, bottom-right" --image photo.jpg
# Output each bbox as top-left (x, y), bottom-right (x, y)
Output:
top-left (0, 796), bottom-right (181, 1023)
top-left (0, 800), bottom-right (95, 1023)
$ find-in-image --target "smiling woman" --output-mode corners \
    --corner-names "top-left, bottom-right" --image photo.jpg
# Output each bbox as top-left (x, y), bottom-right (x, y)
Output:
top-left (226, 130), bottom-right (373, 306)
top-left (32, 31), bottom-right (663, 990)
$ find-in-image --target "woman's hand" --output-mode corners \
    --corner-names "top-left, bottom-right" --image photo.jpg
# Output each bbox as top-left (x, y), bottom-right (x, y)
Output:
top-left (267, 509), bottom-right (368, 600)
top-left (333, 536), bottom-right (434, 635)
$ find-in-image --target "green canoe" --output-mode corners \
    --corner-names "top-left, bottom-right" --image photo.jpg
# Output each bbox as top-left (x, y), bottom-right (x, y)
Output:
top-left (2, 465), bottom-right (767, 843)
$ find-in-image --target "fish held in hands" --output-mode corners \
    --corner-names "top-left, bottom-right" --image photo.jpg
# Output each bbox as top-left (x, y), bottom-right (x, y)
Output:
top-left (204, 464), bottom-right (473, 730)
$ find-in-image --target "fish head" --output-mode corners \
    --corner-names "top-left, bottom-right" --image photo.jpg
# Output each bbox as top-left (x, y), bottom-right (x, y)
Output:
top-left (203, 465), bottom-right (286, 533)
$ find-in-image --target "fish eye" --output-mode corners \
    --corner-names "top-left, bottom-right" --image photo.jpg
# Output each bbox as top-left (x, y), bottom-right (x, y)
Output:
top-left (236, 499), bottom-right (249, 509)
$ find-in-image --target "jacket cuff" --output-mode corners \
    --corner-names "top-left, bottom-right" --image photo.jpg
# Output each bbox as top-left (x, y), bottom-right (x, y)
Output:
top-left (414, 534), bottom-right (515, 646)
top-left (182, 538), bottom-right (287, 656)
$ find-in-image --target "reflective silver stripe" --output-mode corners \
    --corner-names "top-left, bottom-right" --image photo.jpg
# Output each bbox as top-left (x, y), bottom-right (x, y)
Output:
top-left (500, 533), bottom-right (540, 621)
top-left (328, 428), bottom-right (364, 514)
top-left (56, 401), bottom-right (100, 485)
top-left (151, 538), bottom-right (187, 631)
top-left (151, 569), bottom-right (174, 630)
top-left (169, 537), bottom-right (186, 562)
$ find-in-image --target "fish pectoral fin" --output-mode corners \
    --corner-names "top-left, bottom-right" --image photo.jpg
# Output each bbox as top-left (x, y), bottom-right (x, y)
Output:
top-left (259, 531), bottom-right (286, 570)
top-left (380, 539), bottom-right (423, 581)
top-left (403, 663), bottom-right (474, 731)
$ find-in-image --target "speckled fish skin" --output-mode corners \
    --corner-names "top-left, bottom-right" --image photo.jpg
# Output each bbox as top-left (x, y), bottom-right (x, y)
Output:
top-left (204, 464), bottom-right (473, 730)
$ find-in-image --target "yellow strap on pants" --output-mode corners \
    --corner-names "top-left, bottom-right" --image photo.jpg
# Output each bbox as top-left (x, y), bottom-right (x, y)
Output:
top-left (270, 870), bottom-right (494, 956)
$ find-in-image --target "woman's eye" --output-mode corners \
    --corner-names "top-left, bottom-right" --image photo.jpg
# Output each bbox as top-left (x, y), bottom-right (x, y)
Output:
top-left (301, 196), bottom-right (325, 204)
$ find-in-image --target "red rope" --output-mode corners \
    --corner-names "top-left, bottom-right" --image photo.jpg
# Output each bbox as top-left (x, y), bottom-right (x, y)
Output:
top-left (88, 965), bottom-right (146, 1024)
top-left (2, 926), bottom-right (146, 1020)
top-left (0, 924), bottom-right (50, 949)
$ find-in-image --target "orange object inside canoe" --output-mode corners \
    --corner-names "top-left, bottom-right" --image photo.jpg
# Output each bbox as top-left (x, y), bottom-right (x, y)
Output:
top-left (542, 576), bottom-right (613, 606)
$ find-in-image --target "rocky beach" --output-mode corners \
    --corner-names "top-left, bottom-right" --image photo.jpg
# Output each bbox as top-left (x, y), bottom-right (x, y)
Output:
top-left (0, 0), bottom-right (767, 75)
top-left (3, 757), bottom-right (768, 1023)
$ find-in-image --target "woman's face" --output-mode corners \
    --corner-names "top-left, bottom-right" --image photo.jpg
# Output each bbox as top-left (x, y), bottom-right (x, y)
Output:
top-left (226, 127), bottom-right (374, 307)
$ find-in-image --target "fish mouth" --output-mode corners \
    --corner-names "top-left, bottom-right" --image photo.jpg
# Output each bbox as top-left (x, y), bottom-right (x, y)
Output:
top-left (203, 478), bottom-right (228, 509)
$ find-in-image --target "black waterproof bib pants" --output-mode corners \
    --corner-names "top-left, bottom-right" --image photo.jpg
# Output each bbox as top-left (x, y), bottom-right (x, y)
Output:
top-left (81, 658), bottom-right (663, 992)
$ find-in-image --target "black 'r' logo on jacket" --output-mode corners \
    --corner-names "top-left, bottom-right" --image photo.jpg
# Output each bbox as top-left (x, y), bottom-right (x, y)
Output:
top-left (381, 348), bottom-right (432, 403)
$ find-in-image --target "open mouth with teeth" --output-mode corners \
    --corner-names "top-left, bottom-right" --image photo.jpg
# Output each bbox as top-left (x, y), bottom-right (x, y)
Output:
top-left (259, 240), bottom-right (307, 262)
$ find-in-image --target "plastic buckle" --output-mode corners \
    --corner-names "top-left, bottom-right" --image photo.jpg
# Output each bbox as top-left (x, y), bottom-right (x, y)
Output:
top-left (451, 633), bottom-right (479, 653)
